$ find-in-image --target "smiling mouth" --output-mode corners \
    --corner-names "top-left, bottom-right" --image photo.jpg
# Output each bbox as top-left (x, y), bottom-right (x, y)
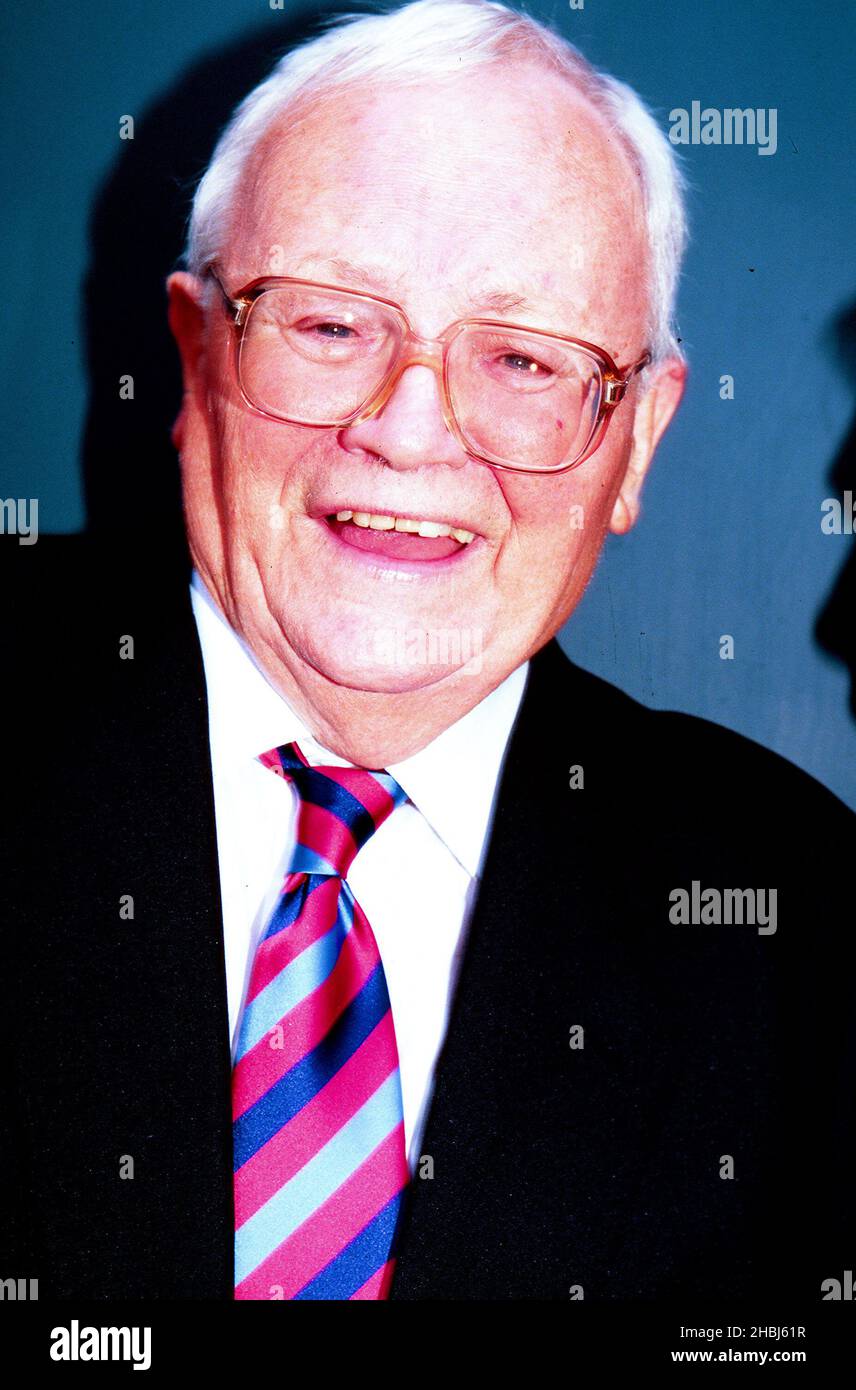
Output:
top-left (323, 508), bottom-right (477, 562)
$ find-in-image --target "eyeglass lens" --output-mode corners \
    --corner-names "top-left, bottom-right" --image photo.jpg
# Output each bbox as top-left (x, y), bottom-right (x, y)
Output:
top-left (237, 285), bottom-right (604, 470)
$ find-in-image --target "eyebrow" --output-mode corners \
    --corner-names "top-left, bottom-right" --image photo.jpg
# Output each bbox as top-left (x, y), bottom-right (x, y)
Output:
top-left (290, 253), bottom-right (534, 318)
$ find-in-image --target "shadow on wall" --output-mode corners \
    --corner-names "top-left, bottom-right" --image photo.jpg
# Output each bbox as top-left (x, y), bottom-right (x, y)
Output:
top-left (80, 3), bottom-right (360, 554)
top-left (816, 299), bottom-right (856, 722)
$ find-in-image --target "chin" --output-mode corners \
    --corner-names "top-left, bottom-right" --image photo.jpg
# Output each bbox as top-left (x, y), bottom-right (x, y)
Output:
top-left (295, 618), bottom-right (487, 696)
top-left (327, 664), bottom-right (458, 695)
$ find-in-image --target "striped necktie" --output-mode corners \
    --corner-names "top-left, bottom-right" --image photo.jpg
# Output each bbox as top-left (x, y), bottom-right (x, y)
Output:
top-left (232, 740), bottom-right (410, 1300)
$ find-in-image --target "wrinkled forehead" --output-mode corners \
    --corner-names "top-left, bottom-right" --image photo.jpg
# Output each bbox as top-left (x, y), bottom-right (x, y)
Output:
top-left (223, 60), bottom-right (650, 349)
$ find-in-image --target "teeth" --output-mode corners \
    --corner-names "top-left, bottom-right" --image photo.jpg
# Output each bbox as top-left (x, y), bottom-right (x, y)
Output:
top-left (333, 510), bottom-right (475, 543)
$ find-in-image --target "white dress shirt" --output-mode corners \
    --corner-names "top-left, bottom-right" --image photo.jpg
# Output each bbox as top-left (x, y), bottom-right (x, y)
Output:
top-left (190, 573), bottom-right (528, 1165)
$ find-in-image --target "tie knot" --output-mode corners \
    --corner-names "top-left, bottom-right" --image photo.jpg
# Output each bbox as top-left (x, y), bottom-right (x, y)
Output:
top-left (259, 741), bottom-right (407, 878)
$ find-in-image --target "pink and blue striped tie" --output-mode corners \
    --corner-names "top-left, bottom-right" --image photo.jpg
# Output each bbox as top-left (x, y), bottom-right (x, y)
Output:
top-left (232, 740), bottom-right (409, 1300)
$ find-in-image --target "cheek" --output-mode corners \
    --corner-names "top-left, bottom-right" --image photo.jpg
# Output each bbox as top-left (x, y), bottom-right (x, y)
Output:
top-left (498, 459), bottom-right (619, 564)
top-left (215, 410), bottom-right (310, 515)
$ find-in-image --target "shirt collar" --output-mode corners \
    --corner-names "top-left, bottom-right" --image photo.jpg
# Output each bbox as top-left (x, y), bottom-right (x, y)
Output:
top-left (190, 571), bottom-right (528, 879)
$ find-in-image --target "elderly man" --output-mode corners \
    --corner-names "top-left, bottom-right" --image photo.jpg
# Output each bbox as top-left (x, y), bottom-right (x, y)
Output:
top-left (3, 0), bottom-right (854, 1304)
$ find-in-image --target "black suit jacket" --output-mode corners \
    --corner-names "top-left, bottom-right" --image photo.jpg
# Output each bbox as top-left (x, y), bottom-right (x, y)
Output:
top-left (2, 534), bottom-right (854, 1300)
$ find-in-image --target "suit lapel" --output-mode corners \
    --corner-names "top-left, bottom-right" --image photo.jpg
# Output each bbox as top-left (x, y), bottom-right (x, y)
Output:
top-left (390, 641), bottom-right (662, 1298)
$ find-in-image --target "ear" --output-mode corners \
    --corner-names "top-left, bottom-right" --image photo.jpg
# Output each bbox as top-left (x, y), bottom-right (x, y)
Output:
top-left (167, 271), bottom-right (209, 451)
top-left (609, 357), bottom-right (687, 534)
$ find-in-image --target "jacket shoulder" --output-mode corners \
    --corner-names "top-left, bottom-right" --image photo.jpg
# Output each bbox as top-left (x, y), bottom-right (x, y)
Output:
top-left (532, 638), bottom-right (854, 830)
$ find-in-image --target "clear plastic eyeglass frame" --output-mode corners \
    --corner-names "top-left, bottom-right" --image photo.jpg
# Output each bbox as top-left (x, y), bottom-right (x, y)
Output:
top-left (206, 264), bottom-right (652, 475)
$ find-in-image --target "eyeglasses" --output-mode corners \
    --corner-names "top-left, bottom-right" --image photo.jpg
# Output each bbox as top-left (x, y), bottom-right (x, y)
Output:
top-left (206, 265), bottom-right (651, 475)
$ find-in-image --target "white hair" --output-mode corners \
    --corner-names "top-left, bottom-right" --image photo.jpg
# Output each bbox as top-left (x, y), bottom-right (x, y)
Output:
top-left (185, 0), bottom-right (688, 360)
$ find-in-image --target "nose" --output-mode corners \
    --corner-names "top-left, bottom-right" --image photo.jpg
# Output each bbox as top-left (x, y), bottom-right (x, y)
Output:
top-left (338, 362), bottom-right (471, 473)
